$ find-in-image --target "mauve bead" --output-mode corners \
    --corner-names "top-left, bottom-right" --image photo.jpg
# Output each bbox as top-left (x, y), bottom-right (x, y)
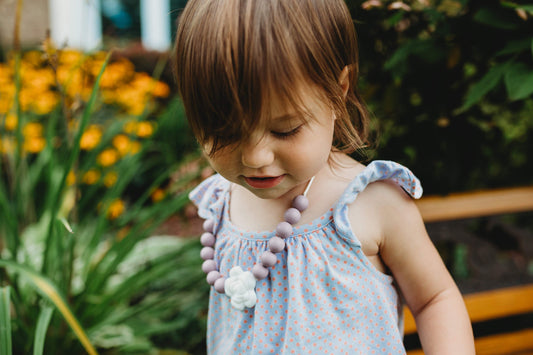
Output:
top-left (203, 219), bottom-right (215, 233)
top-left (268, 236), bottom-right (285, 253)
top-left (206, 270), bottom-right (221, 285)
top-left (275, 222), bottom-right (293, 238)
top-left (200, 232), bottom-right (215, 247)
top-left (260, 251), bottom-right (277, 267)
top-left (284, 208), bottom-right (301, 225)
top-left (202, 259), bottom-right (217, 274)
top-left (214, 277), bottom-right (226, 293)
top-left (292, 195), bottom-right (309, 212)
top-left (252, 264), bottom-right (269, 280)
top-left (200, 246), bottom-right (215, 260)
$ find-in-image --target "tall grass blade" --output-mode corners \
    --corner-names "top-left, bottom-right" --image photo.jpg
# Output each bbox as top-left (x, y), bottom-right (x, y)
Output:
top-left (33, 306), bottom-right (53, 355)
top-left (42, 53), bottom-right (111, 275)
top-left (0, 260), bottom-right (99, 355)
top-left (0, 286), bottom-right (13, 355)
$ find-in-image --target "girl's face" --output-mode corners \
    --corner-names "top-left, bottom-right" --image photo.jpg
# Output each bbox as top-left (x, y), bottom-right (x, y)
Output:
top-left (204, 86), bottom-right (336, 200)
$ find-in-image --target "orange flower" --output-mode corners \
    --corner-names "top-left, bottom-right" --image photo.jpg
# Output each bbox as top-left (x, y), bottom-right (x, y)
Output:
top-left (4, 114), bottom-right (17, 131)
top-left (24, 136), bottom-right (46, 153)
top-left (136, 121), bottom-right (155, 138)
top-left (82, 169), bottom-right (101, 185)
top-left (106, 199), bottom-right (125, 220)
top-left (112, 134), bottom-right (131, 156)
top-left (151, 188), bottom-right (166, 203)
top-left (66, 171), bottom-right (77, 186)
top-left (80, 125), bottom-right (102, 150)
top-left (97, 148), bottom-right (119, 167)
top-left (103, 171), bottom-right (118, 187)
top-left (152, 81), bottom-right (170, 98)
top-left (23, 122), bottom-right (43, 137)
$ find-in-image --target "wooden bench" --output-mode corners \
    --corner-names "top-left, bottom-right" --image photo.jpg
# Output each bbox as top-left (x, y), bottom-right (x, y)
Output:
top-left (405, 186), bottom-right (533, 354)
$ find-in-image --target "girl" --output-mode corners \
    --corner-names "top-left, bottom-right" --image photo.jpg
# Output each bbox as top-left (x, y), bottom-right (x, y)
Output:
top-left (174, 0), bottom-right (475, 354)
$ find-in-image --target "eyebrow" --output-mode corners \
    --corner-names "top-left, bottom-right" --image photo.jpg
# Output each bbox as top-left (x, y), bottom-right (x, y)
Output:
top-left (271, 112), bottom-right (308, 123)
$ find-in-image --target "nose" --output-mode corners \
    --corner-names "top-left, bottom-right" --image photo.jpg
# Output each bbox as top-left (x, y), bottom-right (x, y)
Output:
top-left (241, 136), bottom-right (274, 169)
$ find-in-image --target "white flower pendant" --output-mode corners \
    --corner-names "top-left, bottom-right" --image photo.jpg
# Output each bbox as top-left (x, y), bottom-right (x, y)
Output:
top-left (224, 266), bottom-right (257, 310)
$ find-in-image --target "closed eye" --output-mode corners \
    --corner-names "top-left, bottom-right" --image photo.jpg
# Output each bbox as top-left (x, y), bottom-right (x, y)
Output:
top-left (271, 125), bottom-right (302, 139)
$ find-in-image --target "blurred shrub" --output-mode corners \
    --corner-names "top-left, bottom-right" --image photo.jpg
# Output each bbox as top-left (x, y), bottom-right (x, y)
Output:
top-left (349, 0), bottom-right (533, 194)
top-left (0, 44), bottom-right (206, 355)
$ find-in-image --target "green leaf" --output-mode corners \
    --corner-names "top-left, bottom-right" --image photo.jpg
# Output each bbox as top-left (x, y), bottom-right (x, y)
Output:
top-left (33, 306), bottom-right (54, 355)
top-left (0, 260), bottom-right (99, 355)
top-left (501, 2), bottom-right (533, 13)
top-left (0, 287), bottom-right (12, 355)
top-left (460, 63), bottom-right (507, 111)
top-left (504, 62), bottom-right (533, 100)
top-left (473, 8), bottom-right (520, 30)
top-left (496, 38), bottom-right (533, 56)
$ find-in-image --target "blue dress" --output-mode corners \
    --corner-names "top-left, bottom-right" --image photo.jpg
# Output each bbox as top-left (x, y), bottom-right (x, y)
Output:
top-left (190, 160), bottom-right (423, 355)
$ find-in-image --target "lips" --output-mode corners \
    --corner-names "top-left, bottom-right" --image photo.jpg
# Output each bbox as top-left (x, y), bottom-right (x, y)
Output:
top-left (244, 175), bottom-right (284, 189)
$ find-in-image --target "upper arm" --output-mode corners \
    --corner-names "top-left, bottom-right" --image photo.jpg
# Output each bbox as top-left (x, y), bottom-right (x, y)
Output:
top-left (365, 181), bottom-right (458, 315)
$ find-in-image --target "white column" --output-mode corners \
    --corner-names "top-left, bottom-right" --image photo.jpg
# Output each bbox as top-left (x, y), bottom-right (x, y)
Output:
top-left (140, 0), bottom-right (171, 51)
top-left (48, 0), bottom-right (102, 51)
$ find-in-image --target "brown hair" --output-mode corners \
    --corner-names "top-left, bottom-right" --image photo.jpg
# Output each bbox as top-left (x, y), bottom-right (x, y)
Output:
top-left (174, 0), bottom-right (370, 156)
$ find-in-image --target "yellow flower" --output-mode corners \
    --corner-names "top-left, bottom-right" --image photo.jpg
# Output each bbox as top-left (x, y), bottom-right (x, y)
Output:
top-left (99, 60), bottom-right (135, 88)
top-left (80, 125), bottom-right (102, 150)
top-left (103, 171), bottom-right (118, 187)
top-left (4, 114), bottom-right (17, 131)
top-left (24, 136), bottom-right (46, 154)
top-left (123, 121), bottom-right (137, 134)
top-left (23, 122), bottom-right (44, 137)
top-left (152, 81), bottom-right (170, 98)
top-left (128, 141), bottom-right (142, 155)
top-left (34, 91), bottom-right (60, 115)
top-left (0, 98), bottom-right (13, 115)
top-left (82, 169), bottom-right (101, 185)
top-left (25, 69), bottom-right (55, 92)
top-left (19, 89), bottom-right (34, 112)
top-left (151, 188), bottom-right (166, 203)
top-left (23, 50), bottom-right (44, 67)
top-left (0, 137), bottom-right (14, 154)
top-left (66, 171), bottom-right (77, 186)
top-left (58, 49), bottom-right (83, 65)
top-left (136, 121), bottom-right (155, 138)
top-left (126, 101), bottom-right (147, 115)
top-left (97, 148), bottom-right (119, 167)
top-left (106, 199), bottom-right (125, 220)
top-left (112, 134), bottom-right (131, 156)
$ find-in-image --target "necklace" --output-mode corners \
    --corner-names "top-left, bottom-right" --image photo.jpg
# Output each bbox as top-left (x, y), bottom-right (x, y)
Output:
top-left (199, 177), bottom-right (315, 310)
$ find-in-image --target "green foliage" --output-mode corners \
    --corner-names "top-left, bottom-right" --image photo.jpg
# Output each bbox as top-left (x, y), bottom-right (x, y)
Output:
top-left (0, 287), bottom-right (12, 355)
top-left (349, 0), bottom-right (533, 193)
top-left (0, 48), bottom-right (207, 354)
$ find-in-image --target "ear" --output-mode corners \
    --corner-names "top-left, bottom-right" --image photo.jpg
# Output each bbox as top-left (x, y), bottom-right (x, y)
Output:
top-left (338, 66), bottom-right (350, 99)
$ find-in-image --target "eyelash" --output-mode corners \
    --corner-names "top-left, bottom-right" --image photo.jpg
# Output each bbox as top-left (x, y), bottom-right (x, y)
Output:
top-left (271, 126), bottom-right (302, 140)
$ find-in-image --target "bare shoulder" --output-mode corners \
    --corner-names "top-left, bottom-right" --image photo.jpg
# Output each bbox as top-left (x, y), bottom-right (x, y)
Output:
top-left (358, 179), bottom-right (417, 211)
top-left (347, 176), bottom-right (424, 268)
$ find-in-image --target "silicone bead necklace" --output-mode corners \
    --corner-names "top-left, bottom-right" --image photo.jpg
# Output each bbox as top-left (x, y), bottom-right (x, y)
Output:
top-left (199, 177), bottom-right (315, 310)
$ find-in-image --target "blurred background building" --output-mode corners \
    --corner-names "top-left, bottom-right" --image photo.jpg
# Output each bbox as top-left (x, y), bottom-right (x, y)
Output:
top-left (0, 0), bottom-right (188, 52)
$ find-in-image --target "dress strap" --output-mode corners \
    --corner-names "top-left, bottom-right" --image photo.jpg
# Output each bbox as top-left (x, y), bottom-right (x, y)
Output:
top-left (332, 160), bottom-right (423, 247)
top-left (189, 173), bottom-right (231, 235)
top-left (338, 160), bottom-right (422, 205)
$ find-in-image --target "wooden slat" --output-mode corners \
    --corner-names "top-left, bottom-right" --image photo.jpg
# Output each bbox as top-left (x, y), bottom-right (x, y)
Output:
top-left (464, 284), bottom-right (533, 323)
top-left (404, 284), bottom-right (533, 335)
top-left (474, 328), bottom-right (533, 355)
top-left (415, 186), bottom-right (533, 223)
top-left (407, 329), bottom-right (533, 355)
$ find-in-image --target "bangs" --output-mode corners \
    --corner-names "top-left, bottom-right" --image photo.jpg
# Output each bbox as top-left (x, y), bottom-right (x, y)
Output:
top-left (174, 0), bottom-right (368, 155)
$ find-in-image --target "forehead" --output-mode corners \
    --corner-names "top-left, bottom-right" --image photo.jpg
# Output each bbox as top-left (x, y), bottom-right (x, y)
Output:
top-left (267, 84), bottom-right (330, 124)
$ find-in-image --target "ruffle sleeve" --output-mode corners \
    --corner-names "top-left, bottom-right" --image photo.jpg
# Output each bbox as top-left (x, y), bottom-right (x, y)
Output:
top-left (333, 160), bottom-right (423, 247)
top-left (189, 174), bottom-right (231, 234)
